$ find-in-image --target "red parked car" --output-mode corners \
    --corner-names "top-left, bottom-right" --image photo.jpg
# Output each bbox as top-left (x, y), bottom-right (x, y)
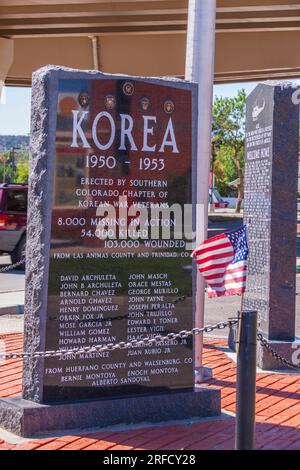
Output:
top-left (209, 188), bottom-right (229, 209)
top-left (0, 184), bottom-right (27, 270)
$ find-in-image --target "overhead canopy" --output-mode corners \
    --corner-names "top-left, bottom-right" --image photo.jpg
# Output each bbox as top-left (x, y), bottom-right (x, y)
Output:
top-left (1, 0), bottom-right (300, 85)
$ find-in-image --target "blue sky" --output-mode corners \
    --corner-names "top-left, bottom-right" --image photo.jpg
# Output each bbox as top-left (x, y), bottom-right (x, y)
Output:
top-left (0, 80), bottom-right (293, 136)
top-left (0, 87), bottom-right (31, 135)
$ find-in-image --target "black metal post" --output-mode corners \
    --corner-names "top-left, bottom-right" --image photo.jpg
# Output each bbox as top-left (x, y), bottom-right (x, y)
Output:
top-left (235, 310), bottom-right (257, 450)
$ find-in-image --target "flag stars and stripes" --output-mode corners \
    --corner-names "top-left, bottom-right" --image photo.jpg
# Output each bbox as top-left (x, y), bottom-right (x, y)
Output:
top-left (192, 225), bottom-right (249, 298)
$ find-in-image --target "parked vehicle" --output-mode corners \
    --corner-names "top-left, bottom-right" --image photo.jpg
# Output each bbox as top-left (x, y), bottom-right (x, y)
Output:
top-left (0, 184), bottom-right (27, 270)
top-left (209, 188), bottom-right (229, 209)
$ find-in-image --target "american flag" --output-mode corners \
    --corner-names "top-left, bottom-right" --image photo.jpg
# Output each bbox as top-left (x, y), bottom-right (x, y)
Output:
top-left (192, 225), bottom-right (249, 298)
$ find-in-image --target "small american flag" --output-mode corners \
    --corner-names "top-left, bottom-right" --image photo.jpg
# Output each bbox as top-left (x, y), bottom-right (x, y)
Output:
top-left (192, 225), bottom-right (249, 298)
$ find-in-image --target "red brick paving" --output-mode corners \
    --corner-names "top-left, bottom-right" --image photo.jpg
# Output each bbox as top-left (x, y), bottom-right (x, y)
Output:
top-left (0, 333), bottom-right (300, 450)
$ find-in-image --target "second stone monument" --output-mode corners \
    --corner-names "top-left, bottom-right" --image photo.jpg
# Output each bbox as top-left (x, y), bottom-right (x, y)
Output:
top-left (243, 82), bottom-right (300, 369)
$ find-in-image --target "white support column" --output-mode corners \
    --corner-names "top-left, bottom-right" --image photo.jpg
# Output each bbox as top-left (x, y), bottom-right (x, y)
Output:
top-left (185, 0), bottom-right (216, 381)
top-left (0, 37), bottom-right (14, 101)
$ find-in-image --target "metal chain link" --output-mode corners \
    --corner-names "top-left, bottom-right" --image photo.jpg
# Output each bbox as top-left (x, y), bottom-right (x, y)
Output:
top-left (2, 256), bottom-right (300, 371)
top-left (257, 333), bottom-right (300, 370)
top-left (0, 258), bottom-right (26, 273)
top-left (0, 319), bottom-right (238, 361)
top-left (0, 263), bottom-right (237, 361)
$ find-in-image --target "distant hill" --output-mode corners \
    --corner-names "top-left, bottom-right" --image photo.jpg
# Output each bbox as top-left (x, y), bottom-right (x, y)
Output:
top-left (0, 135), bottom-right (30, 153)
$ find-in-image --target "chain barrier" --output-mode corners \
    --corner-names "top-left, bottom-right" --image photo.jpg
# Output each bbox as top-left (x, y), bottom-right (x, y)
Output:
top-left (257, 333), bottom-right (300, 370)
top-left (1, 261), bottom-right (300, 370)
top-left (1, 317), bottom-right (300, 369)
top-left (0, 319), bottom-right (239, 361)
top-left (0, 258), bottom-right (26, 274)
top-left (0, 262), bottom-right (237, 360)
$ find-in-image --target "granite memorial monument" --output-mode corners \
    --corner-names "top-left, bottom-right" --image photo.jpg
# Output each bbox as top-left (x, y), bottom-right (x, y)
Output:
top-left (0, 66), bottom-right (220, 437)
top-left (243, 82), bottom-right (300, 369)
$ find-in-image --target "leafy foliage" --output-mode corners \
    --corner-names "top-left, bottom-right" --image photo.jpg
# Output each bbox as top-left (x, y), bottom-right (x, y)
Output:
top-left (0, 148), bottom-right (29, 184)
top-left (212, 90), bottom-right (246, 212)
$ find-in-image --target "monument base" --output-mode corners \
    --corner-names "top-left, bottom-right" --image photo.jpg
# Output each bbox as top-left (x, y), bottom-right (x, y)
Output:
top-left (257, 338), bottom-right (300, 370)
top-left (0, 386), bottom-right (220, 438)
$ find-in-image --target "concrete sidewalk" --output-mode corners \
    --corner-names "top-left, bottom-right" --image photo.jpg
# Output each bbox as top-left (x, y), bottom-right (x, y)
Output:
top-left (0, 294), bottom-right (24, 316)
top-left (0, 256), bottom-right (25, 316)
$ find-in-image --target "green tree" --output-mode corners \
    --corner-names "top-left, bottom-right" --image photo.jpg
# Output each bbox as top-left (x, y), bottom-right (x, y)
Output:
top-left (0, 151), bottom-right (14, 184)
top-left (15, 163), bottom-right (29, 184)
top-left (212, 89), bottom-right (246, 213)
top-left (15, 150), bottom-right (29, 183)
top-left (0, 149), bottom-right (29, 184)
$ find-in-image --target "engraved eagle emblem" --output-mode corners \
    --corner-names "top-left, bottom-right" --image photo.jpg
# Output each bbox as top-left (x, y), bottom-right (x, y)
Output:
top-left (252, 99), bottom-right (265, 122)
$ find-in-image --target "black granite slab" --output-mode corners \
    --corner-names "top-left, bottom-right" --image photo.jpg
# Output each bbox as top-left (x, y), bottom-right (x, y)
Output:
top-left (243, 83), bottom-right (299, 343)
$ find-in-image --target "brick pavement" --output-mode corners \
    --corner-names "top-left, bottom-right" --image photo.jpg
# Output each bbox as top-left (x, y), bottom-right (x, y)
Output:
top-left (0, 334), bottom-right (299, 450)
